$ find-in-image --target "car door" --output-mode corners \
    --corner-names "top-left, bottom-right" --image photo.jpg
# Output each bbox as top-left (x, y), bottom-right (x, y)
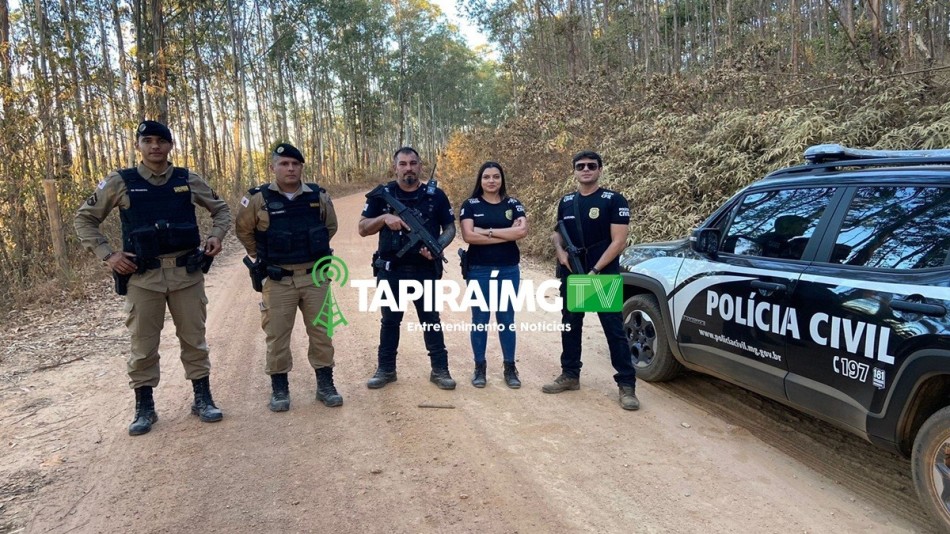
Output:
top-left (787, 184), bottom-right (950, 435)
top-left (672, 186), bottom-right (840, 399)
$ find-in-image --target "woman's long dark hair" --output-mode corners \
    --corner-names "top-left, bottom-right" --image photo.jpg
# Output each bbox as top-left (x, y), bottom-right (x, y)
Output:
top-left (469, 161), bottom-right (507, 200)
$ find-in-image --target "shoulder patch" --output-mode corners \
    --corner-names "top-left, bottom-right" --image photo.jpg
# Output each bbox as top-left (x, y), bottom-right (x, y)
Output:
top-left (97, 180), bottom-right (107, 190)
top-left (240, 196), bottom-right (250, 207)
top-left (86, 193), bottom-right (98, 206)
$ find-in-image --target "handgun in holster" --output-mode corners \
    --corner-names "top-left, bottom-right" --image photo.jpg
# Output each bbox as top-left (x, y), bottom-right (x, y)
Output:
top-left (242, 256), bottom-right (266, 292)
top-left (113, 257), bottom-right (146, 296)
top-left (185, 249), bottom-right (215, 274)
top-left (458, 248), bottom-right (470, 280)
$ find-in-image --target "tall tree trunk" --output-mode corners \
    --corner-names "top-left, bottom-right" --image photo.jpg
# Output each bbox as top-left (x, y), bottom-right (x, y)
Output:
top-left (189, 9), bottom-right (209, 178)
top-left (60, 0), bottom-right (92, 177)
top-left (132, 0), bottom-right (146, 117)
top-left (225, 0), bottom-right (244, 194)
top-left (148, 0), bottom-right (167, 121)
top-left (32, 0), bottom-right (68, 272)
top-left (112, 0), bottom-right (134, 165)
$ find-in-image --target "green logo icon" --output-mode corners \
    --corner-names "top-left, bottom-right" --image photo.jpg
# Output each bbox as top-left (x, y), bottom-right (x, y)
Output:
top-left (311, 256), bottom-right (350, 338)
top-left (566, 275), bottom-right (623, 312)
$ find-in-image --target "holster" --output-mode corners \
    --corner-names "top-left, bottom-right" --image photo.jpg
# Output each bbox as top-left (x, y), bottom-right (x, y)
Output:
top-left (458, 248), bottom-right (470, 280)
top-left (242, 256), bottom-right (265, 292)
top-left (184, 249), bottom-right (214, 274)
top-left (112, 257), bottom-right (145, 296)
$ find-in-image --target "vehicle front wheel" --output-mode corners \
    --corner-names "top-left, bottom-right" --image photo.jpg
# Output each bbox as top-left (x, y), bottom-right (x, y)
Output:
top-left (912, 406), bottom-right (950, 530)
top-left (623, 294), bottom-right (682, 382)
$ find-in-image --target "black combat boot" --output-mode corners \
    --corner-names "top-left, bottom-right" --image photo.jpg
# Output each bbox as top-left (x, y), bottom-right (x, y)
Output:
top-left (430, 368), bottom-right (457, 390)
top-left (471, 362), bottom-right (487, 388)
top-left (503, 362), bottom-right (521, 389)
top-left (269, 373), bottom-right (290, 412)
top-left (190, 376), bottom-right (224, 422)
top-left (128, 386), bottom-right (158, 436)
top-left (315, 367), bottom-right (343, 407)
top-left (366, 368), bottom-right (397, 389)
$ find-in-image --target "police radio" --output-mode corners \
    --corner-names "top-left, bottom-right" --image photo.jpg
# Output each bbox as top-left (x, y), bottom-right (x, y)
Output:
top-left (425, 163), bottom-right (437, 196)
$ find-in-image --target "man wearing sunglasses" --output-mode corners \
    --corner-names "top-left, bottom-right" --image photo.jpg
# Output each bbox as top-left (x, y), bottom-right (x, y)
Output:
top-left (543, 150), bottom-right (640, 411)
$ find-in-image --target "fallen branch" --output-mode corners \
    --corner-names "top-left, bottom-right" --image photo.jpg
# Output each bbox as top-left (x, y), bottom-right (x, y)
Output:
top-left (34, 356), bottom-right (87, 372)
top-left (417, 403), bottom-right (455, 409)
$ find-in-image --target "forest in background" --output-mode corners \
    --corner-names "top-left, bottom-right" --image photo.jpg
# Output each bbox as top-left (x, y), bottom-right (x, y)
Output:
top-left (2, 0), bottom-right (950, 306)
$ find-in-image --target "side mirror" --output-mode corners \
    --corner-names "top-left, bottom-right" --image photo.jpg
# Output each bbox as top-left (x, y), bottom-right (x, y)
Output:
top-left (690, 228), bottom-right (721, 258)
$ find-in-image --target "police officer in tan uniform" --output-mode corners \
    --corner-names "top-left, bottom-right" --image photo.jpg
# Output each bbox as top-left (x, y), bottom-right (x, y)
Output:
top-left (75, 120), bottom-right (231, 435)
top-left (235, 143), bottom-right (342, 412)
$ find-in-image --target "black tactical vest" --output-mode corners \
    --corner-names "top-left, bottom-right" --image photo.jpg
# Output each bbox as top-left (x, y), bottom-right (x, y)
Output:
top-left (252, 184), bottom-right (331, 265)
top-left (119, 167), bottom-right (200, 259)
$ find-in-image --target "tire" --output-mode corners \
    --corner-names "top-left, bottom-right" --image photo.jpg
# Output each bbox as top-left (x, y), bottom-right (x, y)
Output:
top-left (623, 294), bottom-right (682, 382)
top-left (912, 406), bottom-right (950, 530)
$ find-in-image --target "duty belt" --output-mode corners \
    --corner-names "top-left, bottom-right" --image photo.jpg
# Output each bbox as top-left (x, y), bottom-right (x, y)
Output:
top-left (140, 252), bottom-right (193, 271)
top-left (277, 266), bottom-right (315, 277)
top-left (373, 258), bottom-right (427, 273)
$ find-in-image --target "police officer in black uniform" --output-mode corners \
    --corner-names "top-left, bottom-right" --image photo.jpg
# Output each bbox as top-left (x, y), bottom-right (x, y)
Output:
top-left (358, 147), bottom-right (458, 390)
top-left (542, 150), bottom-right (640, 411)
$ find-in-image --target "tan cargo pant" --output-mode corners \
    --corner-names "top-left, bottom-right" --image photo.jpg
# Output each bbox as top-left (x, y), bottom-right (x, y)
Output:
top-left (261, 273), bottom-right (335, 375)
top-left (125, 280), bottom-right (210, 388)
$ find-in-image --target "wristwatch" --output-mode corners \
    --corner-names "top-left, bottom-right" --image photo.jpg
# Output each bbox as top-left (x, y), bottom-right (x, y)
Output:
top-left (591, 267), bottom-right (601, 274)
top-left (103, 251), bottom-right (116, 262)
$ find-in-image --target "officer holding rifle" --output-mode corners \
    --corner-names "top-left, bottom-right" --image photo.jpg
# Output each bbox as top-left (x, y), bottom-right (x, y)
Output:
top-left (358, 146), bottom-right (458, 390)
top-left (544, 150), bottom-right (641, 411)
top-left (75, 120), bottom-right (231, 435)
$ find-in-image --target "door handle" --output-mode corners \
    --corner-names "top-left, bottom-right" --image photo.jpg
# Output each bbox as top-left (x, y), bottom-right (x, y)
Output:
top-left (751, 280), bottom-right (787, 293)
top-left (891, 299), bottom-right (947, 317)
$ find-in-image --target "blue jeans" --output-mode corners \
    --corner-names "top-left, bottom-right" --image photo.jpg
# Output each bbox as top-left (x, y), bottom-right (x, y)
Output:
top-left (376, 263), bottom-right (449, 371)
top-left (558, 276), bottom-right (637, 388)
top-left (468, 264), bottom-right (519, 365)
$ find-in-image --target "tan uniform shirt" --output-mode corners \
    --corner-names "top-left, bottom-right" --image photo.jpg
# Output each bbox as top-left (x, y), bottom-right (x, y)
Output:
top-left (235, 182), bottom-right (338, 271)
top-left (74, 162), bottom-right (232, 292)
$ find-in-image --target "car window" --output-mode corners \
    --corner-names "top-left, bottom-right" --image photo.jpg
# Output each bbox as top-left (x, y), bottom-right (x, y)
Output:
top-left (721, 188), bottom-right (836, 260)
top-left (832, 186), bottom-right (950, 269)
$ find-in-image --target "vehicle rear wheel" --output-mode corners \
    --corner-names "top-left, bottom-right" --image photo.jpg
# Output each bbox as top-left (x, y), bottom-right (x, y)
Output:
top-left (623, 294), bottom-right (682, 382)
top-left (912, 406), bottom-right (950, 530)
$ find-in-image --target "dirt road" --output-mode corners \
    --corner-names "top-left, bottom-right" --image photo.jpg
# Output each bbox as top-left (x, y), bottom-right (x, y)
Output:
top-left (0, 192), bottom-right (941, 533)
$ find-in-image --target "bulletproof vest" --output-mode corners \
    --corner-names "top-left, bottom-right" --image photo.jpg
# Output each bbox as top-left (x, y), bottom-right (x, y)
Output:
top-left (253, 184), bottom-right (331, 265)
top-left (378, 181), bottom-right (440, 260)
top-left (119, 167), bottom-right (200, 259)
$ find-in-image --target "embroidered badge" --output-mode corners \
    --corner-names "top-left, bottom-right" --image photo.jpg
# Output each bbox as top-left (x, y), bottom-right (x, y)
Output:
top-left (589, 207), bottom-right (600, 219)
top-left (505, 209), bottom-right (513, 220)
top-left (174, 185), bottom-right (189, 193)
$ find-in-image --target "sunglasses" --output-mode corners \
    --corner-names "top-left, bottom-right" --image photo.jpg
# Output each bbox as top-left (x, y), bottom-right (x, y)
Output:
top-left (574, 162), bottom-right (600, 171)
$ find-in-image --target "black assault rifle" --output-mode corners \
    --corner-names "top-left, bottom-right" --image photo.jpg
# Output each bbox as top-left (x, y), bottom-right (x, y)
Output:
top-left (557, 220), bottom-right (586, 275)
top-left (366, 185), bottom-right (448, 264)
